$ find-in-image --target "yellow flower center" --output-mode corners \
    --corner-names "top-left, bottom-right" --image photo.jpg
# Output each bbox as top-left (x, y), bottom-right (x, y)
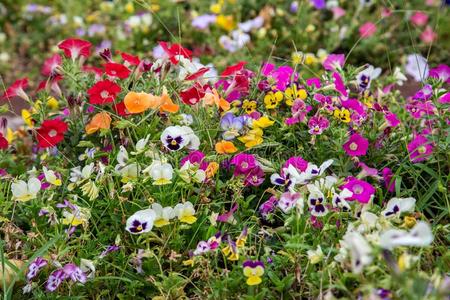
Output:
top-left (349, 142), bottom-right (358, 151)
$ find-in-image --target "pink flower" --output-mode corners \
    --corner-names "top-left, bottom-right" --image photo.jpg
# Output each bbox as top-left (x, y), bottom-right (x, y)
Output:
top-left (41, 54), bottom-right (62, 77)
top-left (333, 72), bottom-right (348, 97)
top-left (359, 22), bottom-right (377, 38)
top-left (357, 162), bottom-right (378, 178)
top-left (385, 112), bottom-right (400, 127)
top-left (381, 8), bottom-right (392, 17)
top-left (323, 54), bottom-right (345, 71)
top-left (230, 153), bottom-right (257, 176)
top-left (308, 115), bottom-right (329, 135)
top-left (283, 156), bottom-right (309, 172)
top-left (420, 26), bottom-right (437, 44)
top-left (217, 203), bottom-right (238, 223)
top-left (332, 7), bottom-right (346, 20)
top-left (341, 177), bottom-right (375, 204)
top-left (407, 134), bottom-right (433, 163)
top-left (1, 78), bottom-right (29, 101)
top-left (429, 64), bottom-right (450, 83)
top-left (438, 92), bottom-right (450, 104)
top-left (343, 133), bottom-right (369, 157)
top-left (382, 167), bottom-right (395, 193)
top-left (410, 12), bottom-right (428, 27)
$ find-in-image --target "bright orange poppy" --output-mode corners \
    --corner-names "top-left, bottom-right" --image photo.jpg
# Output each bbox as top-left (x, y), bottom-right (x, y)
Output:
top-left (215, 140), bottom-right (238, 154)
top-left (85, 111), bottom-right (112, 134)
top-left (124, 92), bottom-right (159, 114)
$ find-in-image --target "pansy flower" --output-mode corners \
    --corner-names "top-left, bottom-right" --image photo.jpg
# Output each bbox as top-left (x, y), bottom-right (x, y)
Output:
top-left (11, 177), bottom-right (41, 202)
top-left (332, 188), bottom-right (352, 211)
top-left (284, 84), bottom-right (307, 106)
top-left (46, 269), bottom-right (66, 292)
top-left (222, 237), bottom-right (239, 261)
top-left (264, 91), bottom-right (283, 109)
top-left (242, 260), bottom-right (264, 286)
top-left (242, 99), bottom-right (257, 114)
top-left (278, 191), bottom-right (303, 213)
top-left (343, 133), bottom-right (369, 157)
top-left (43, 167), bottom-right (62, 186)
top-left (356, 65), bottom-right (381, 90)
top-left (220, 113), bottom-right (244, 140)
top-left (87, 80), bottom-right (121, 105)
top-left (238, 127), bottom-right (263, 148)
top-left (151, 203), bottom-right (175, 227)
top-left (308, 115), bottom-right (329, 135)
top-left (333, 107), bottom-right (351, 123)
top-left (174, 201), bottom-right (197, 224)
top-left (381, 197), bottom-right (416, 218)
top-left (143, 160), bottom-right (173, 185)
top-left (27, 257), bottom-right (48, 280)
top-left (126, 209), bottom-right (156, 234)
top-left (62, 263), bottom-right (87, 284)
top-left (161, 126), bottom-right (200, 151)
top-left (179, 161), bottom-right (206, 183)
top-left (307, 184), bottom-right (328, 217)
top-left (379, 221), bottom-right (433, 250)
top-left (340, 231), bottom-right (373, 274)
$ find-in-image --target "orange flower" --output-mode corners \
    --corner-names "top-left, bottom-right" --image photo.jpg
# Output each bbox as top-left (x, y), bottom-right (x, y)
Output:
top-left (203, 89), bottom-right (230, 111)
top-left (124, 91), bottom-right (159, 114)
top-left (215, 140), bottom-right (238, 154)
top-left (206, 162), bottom-right (219, 178)
top-left (159, 88), bottom-right (179, 113)
top-left (85, 111), bottom-right (112, 134)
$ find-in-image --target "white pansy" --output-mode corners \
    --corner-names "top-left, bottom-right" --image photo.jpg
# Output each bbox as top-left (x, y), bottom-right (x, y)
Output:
top-left (143, 160), bottom-right (173, 185)
top-left (151, 203), bottom-right (175, 227)
top-left (379, 221), bottom-right (433, 250)
top-left (43, 167), bottom-right (62, 186)
top-left (342, 231), bottom-right (373, 274)
top-left (179, 161), bottom-right (206, 184)
top-left (381, 197), bottom-right (416, 219)
top-left (11, 177), bottom-right (41, 202)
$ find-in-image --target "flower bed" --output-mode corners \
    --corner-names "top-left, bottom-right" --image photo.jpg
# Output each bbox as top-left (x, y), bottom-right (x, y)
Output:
top-left (0, 37), bottom-right (449, 299)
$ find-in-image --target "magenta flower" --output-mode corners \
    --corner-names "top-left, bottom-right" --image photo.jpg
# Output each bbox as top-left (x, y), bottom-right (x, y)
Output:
top-left (244, 166), bottom-right (265, 186)
top-left (439, 92), bottom-right (450, 104)
top-left (217, 202), bottom-right (239, 223)
top-left (308, 115), bottom-right (330, 135)
top-left (259, 196), bottom-right (278, 218)
top-left (323, 54), bottom-right (345, 71)
top-left (341, 177), bottom-right (375, 204)
top-left (359, 22), bottom-right (377, 38)
top-left (333, 72), bottom-right (348, 97)
top-left (407, 135), bottom-right (433, 163)
top-left (385, 112), bottom-right (400, 127)
top-left (420, 26), bottom-right (437, 44)
top-left (382, 167), bottom-right (395, 193)
top-left (429, 64), bottom-right (450, 83)
top-left (285, 99), bottom-right (311, 125)
top-left (357, 162), bottom-right (378, 178)
top-left (343, 133), bottom-right (369, 157)
top-left (283, 156), bottom-right (309, 173)
top-left (261, 63), bottom-right (295, 91)
top-left (306, 77), bottom-right (321, 88)
top-left (181, 150), bottom-right (208, 170)
top-left (230, 153), bottom-right (257, 176)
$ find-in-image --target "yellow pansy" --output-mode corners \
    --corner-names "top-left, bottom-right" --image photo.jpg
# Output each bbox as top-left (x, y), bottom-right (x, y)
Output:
top-left (243, 261), bottom-right (264, 286)
top-left (216, 15), bottom-right (235, 32)
top-left (238, 128), bottom-right (263, 148)
top-left (252, 116), bottom-right (274, 128)
top-left (264, 91), bottom-right (283, 109)
top-left (284, 85), bottom-right (307, 106)
top-left (333, 108), bottom-right (351, 123)
top-left (242, 100), bottom-right (257, 114)
top-left (21, 109), bottom-right (34, 128)
top-left (47, 97), bottom-right (59, 110)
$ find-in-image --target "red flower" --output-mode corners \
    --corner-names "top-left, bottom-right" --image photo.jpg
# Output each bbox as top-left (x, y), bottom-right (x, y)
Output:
top-left (41, 54), bottom-right (62, 76)
top-left (221, 61), bottom-right (247, 76)
top-left (2, 78), bottom-right (29, 100)
top-left (58, 38), bottom-right (92, 60)
top-left (159, 41), bottom-right (192, 64)
top-left (36, 119), bottom-right (68, 148)
top-left (113, 101), bottom-right (130, 116)
top-left (82, 66), bottom-right (104, 79)
top-left (185, 67), bottom-right (210, 81)
top-left (87, 80), bottom-right (121, 105)
top-left (180, 83), bottom-right (206, 105)
top-left (36, 75), bottom-right (63, 94)
top-left (120, 51), bottom-right (141, 66)
top-left (104, 62), bottom-right (131, 79)
top-left (0, 133), bottom-right (8, 150)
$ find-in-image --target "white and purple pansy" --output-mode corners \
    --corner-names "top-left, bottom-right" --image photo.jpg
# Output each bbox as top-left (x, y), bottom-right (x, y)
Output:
top-left (27, 257), bottom-right (48, 280)
top-left (220, 113), bottom-right (244, 140)
top-left (356, 65), bottom-right (381, 90)
top-left (161, 125), bottom-right (199, 151)
top-left (307, 184), bottom-right (328, 217)
top-left (332, 188), bottom-right (353, 211)
top-left (125, 208), bottom-right (156, 234)
top-left (381, 197), bottom-right (416, 218)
